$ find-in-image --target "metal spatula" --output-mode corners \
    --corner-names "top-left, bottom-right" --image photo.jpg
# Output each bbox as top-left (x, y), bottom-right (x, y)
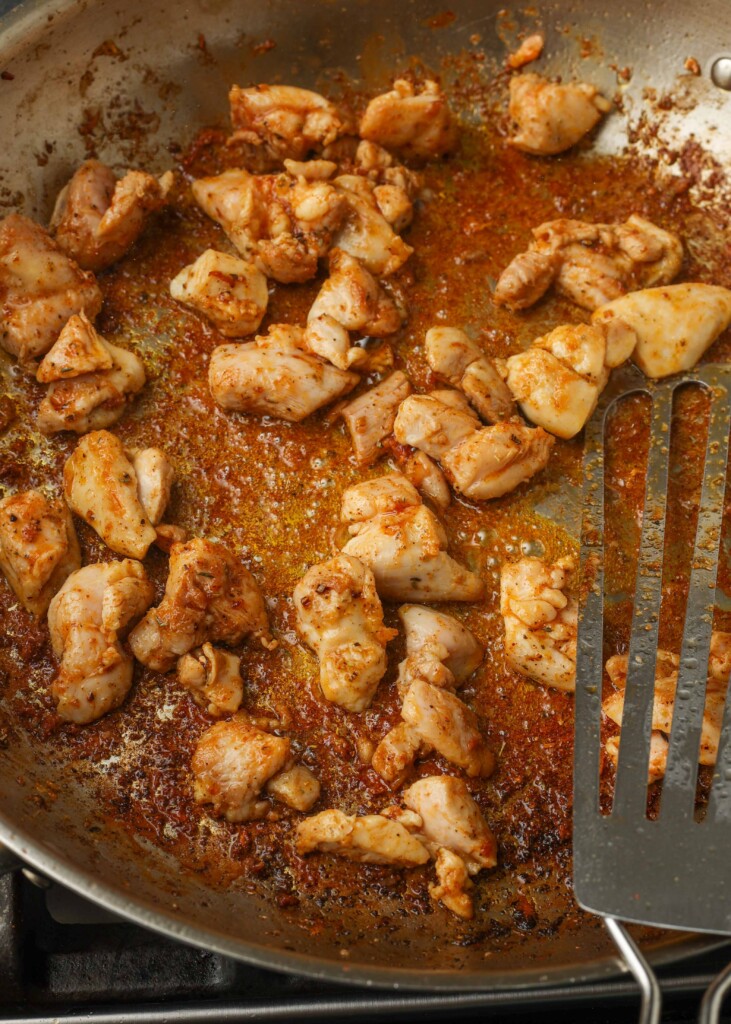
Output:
top-left (574, 363), bottom-right (731, 1024)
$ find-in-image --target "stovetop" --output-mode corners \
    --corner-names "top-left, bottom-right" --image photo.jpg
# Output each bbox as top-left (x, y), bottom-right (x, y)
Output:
top-left (1, 871), bottom-right (730, 1023)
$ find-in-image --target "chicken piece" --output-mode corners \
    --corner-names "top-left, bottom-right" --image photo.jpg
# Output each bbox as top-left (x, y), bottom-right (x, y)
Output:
top-left (126, 447), bottom-right (174, 526)
top-left (0, 214), bottom-right (102, 364)
top-left (403, 775), bottom-right (498, 871)
top-left (341, 475), bottom-right (484, 602)
top-left (441, 421), bottom-right (553, 500)
top-left (129, 537), bottom-right (270, 672)
top-left (208, 324), bottom-right (358, 422)
top-left (51, 160), bottom-right (173, 272)
top-left (507, 33), bottom-right (545, 69)
top-left (430, 847), bottom-right (474, 919)
top-left (177, 642), bottom-right (244, 716)
top-left (341, 371), bottom-right (412, 464)
top-left (359, 79), bottom-right (457, 158)
top-left (403, 677), bottom-right (494, 777)
top-left (332, 175), bottom-right (413, 277)
top-left (63, 431), bottom-right (162, 558)
top-left (295, 808), bottom-right (431, 866)
top-left (0, 490), bottom-right (80, 616)
top-left (494, 214), bottom-right (683, 312)
top-left (508, 73), bottom-right (611, 155)
top-left (266, 763), bottom-right (321, 812)
top-left (371, 722), bottom-right (425, 785)
top-left (592, 283), bottom-right (731, 379)
top-left (340, 472), bottom-right (421, 523)
top-left (47, 559), bottom-right (154, 723)
top-left (282, 158), bottom-right (338, 181)
top-left (36, 314), bottom-right (146, 434)
top-left (353, 140), bottom-right (420, 230)
top-left (306, 248), bottom-right (404, 369)
top-left (504, 321), bottom-right (637, 439)
top-left (294, 554), bottom-right (396, 712)
top-left (229, 84), bottom-right (347, 161)
top-left (425, 327), bottom-right (515, 423)
top-left (169, 249), bottom-right (268, 338)
top-left (394, 392), bottom-right (480, 461)
top-left (603, 632), bottom-right (731, 782)
top-left (400, 604), bottom-right (483, 682)
top-left (500, 556), bottom-right (577, 691)
top-left (192, 714), bottom-right (291, 822)
top-left (399, 450), bottom-right (451, 511)
top-left (192, 168), bottom-right (347, 284)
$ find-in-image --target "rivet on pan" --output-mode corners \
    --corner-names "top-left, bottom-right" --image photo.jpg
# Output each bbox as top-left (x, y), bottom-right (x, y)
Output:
top-left (710, 56), bottom-right (731, 90)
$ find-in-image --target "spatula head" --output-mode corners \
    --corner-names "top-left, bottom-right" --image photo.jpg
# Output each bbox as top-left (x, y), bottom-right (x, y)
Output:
top-left (573, 363), bottom-right (731, 934)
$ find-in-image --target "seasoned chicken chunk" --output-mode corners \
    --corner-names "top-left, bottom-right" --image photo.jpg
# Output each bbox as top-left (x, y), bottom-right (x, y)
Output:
top-left (593, 283), bottom-right (731, 379)
top-left (341, 371), bottom-right (412, 463)
top-left (295, 808), bottom-right (430, 866)
top-left (341, 475), bottom-right (484, 602)
top-left (430, 846), bottom-right (474, 919)
top-left (332, 175), bottom-right (413, 277)
top-left (603, 632), bottom-right (731, 782)
top-left (266, 763), bottom-right (321, 812)
top-left (208, 324), bottom-right (358, 422)
top-left (0, 214), bottom-right (102, 363)
top-left (36, 314), bottom-right (146, 434)
top-left (352, 140), bottom-right (420, 230)
top-left (63, 431), bottom-right (171, 558)
top-left (229, 84), bottom-right (347, 161)
top-left (169, 249), bottom-right (268, 338)
top-left (425, 327), bottom-right (515, 423)
top-left (0, 490), bottom-right (80, 616)
top-left (402, 775), bottom-right (498, 872)
top-left (192, 714), bottom-right (291, 821)
top-left (48, 559), bottom-right (154, 723)
top-left (192, 168), bottom-right (347, 283)
top-left (294, 554), bottom-right (396, 712)
top-left (508, 73), bottom-right (611, 155)
top-left (507, 33), bottom-right (545, 69)
top-left (177, 642), bottom-right (244, 716)
top-left (340, 472), bottom-right (421, 522)
top-left (441, 420), bottom-right (553, 500)
top-left (399, 450), bottom-right (451, 510)
top-left (504, 321), bottom-right (636, 439)
top-left (394, 392), bottom-right (480, 460)
top-left (359, 79), bottom-right (457, 158)
top-left (494, 215), bottom-right (683, 312)
top-left (127, 447), bottom-right (174, 526)
top-left (400, 604), bottom-right (482, 681)
top-left (500, 556), bottom-right (577, 691)
top-left (402, 678), bottom-right (493, 777)
top-left (129, 537), bottom-right (270, 672)
top-left (51, 160), bottom-right (173, 272)
top-left (305, 248), bottom-right (404, 369)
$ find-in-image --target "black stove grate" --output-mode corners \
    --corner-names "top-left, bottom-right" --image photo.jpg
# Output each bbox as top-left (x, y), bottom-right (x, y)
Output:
top-left (1, 873), bottom-right (730, 1023)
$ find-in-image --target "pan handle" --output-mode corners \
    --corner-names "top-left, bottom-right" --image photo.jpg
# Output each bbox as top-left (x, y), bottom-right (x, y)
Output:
top-left (0, 841), bottom-right (20, 877)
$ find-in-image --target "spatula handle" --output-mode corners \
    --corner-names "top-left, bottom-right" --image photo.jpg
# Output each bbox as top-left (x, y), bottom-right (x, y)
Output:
top-left (699, 960), bottom-right (731, 1024)
top-left (604, 918), bottom-right (661, 1024)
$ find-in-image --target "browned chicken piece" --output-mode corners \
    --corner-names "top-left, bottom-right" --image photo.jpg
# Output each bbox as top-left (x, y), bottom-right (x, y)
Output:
top-left (359, 79), bottom-right (457, 158)
top-left (425, 327), bottom-right (516, 423)
top-left (353, 140), bottom-right (420, 230)
top-left (229, 84), bottom-right (348, 161)
top-left (192, 168), bottom-right (347, 284)
top-left (63, 431), bottom-right (174, 559)
top-left (48, 559), bottom-right (154, 723)
top-left (500, 556), bottom-right (577, 691)
top-left (341, 474), bottom-right (484, 602)
top-left (402, 775), bottom-right (498, 872)
top-left (306, 248), bottom-right (404, 370)
top-left (294, 553), bottom-right (396, 712)
top-left (208, 324), bottom-right (358, 422)
top-left (51, 160), bottom-right (173, 272)
top-left (177, 643), bottom-right (244, 716)
top-left (0, 490), bottom-right (80, 617)
top-left (129, 537), bottom-right (270, 672)
top-left (373, 605), bottom-right (490, 785)
top-left (394, 391), bottom-right (480, 461)
top-left (399, 450), bottom-right (451, 510)
top-left (0, 214), bottom-right (102, 364)
top-left (36, 313), bottom-right (146, 435)
top-left (494, 214), bottom-right (683, 312)
top-left (169, 249), bottom-right (268, 338)
top-left (282, 158), bottom-right (338, 180)
top-left (192, 714), bottom-right (291, 822)
top-left (508, 73), bottom-right (611, 155)
top-left (332, 175), bottom-right (414, 277)
top-left (507, 33), bottom-right (545, 69)
top-left (295, 808), bottom-right (431, 866)
top-left (504, 320), bottom-right (637, 439)
top-left (603, 631), bottom-right (731, 783)
top-left (266, 763), bottom-right (321, 812)
top-left (341, 371), bottom-right (412, 464)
